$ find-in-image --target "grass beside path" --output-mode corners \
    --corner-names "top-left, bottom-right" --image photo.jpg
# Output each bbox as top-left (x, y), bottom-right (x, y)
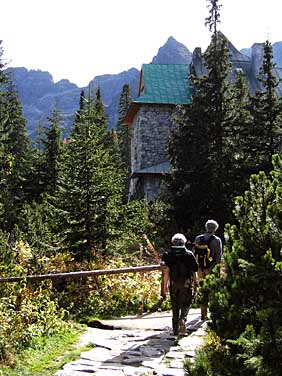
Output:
top-left (0, 325), bottom-right (91, 376)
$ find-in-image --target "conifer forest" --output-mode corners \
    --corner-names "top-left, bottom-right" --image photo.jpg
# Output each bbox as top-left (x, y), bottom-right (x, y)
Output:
top-left (1, 0), bottom-right (282, 374)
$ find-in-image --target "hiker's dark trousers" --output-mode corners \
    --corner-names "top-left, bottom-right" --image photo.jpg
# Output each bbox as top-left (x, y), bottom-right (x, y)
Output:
top-left (169, 279), bottom-right (193, 334)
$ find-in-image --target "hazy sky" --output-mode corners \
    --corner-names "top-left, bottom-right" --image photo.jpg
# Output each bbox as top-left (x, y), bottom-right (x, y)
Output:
top-left (1, 0), bottom-right (281, 87)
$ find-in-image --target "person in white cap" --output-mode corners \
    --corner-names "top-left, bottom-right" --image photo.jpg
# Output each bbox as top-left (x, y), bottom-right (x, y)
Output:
top-left (162, 233), bottom-right (198, 336)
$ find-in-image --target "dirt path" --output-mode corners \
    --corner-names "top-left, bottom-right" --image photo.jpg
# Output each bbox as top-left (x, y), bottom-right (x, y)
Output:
top-left (55, 309), bottom-right (206, 376)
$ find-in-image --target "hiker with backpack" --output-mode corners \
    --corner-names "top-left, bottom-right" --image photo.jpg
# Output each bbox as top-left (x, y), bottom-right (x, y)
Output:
top-left (194, 219), bottom-right (222, 320)
top-left (162, 233), bottom-right (198, 336)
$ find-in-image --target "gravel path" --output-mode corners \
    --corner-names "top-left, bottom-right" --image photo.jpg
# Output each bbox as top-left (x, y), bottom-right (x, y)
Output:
top-left (54, 309), bottom-right (206, 376)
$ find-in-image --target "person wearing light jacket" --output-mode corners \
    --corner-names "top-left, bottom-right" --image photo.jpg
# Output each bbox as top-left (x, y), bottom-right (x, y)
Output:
top-left (194, 220), bottom-right (222, 320)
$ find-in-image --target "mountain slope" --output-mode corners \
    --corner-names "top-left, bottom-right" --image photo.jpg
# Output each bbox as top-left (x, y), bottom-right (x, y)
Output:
top-left (8, 67), bottom-right (81, 137)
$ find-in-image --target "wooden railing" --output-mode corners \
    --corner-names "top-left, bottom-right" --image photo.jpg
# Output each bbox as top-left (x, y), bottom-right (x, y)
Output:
top-left (0, 264), bottom-right (166, 283)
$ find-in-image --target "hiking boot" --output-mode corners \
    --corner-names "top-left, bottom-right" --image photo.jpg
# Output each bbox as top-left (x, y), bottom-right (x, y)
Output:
top-left (178, 319), bottom-right (186, 336)
top-left (205, 320), bottom-right (214, 329)
top-left (186, 326), bottom-right (197, 333)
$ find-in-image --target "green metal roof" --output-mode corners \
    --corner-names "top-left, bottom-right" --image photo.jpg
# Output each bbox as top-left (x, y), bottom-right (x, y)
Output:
top-left (134, 64), bottom-right (192, 105)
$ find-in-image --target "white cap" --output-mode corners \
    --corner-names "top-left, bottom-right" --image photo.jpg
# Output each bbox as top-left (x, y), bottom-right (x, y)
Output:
top-left (171, 233), bottom-right (187, 245)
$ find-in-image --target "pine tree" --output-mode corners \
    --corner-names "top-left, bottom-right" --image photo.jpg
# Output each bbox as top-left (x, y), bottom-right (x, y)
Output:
top-left (12, 109), bottom-right (63, 254)
top-left (15, 198), bottom-right (54, 255)
top-left (54, 89), bottom-right (123, 260)
top-left (167, 98), bottom-right (212, 232)
top-left (29, 121), bottom-right (47, 200)
top-left (0, 71), bottom-right (32, 231)
top-left (117, 84), bottom-right (132, 168)
top-left (251, 40), bottom-right (282, 173)
top-left (167, 0), bottom-right (233, 233)
top-left (226, 70), bottom-right (254, 196)
top-left (116, 84), bottom-right (132, 202)
top-left (73, 89), bottom-right (86, 134)
top-left (205, 0), bottom-right (221, 34)
top-left (42, 107), bottom-right (63, 194)
top-left (0, 41), bottom-right (6, 86)
top-left (94, 86), bottom-right (108, 129)
top-left (0, 41), bottom-right (9, 225)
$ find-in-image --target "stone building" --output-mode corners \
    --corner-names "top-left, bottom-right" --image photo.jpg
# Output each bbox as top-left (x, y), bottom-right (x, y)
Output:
top-left (124, 64), bottom-right (192, 200)
top-left (124, 35), bottom-right (282, 201)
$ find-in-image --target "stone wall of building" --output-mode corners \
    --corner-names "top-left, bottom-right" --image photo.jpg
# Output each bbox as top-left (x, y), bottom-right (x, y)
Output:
top-left (131, 105), bottom-right (175, 172)
top-left (129, 105), bottom-right (175, 200)
top-left (129, 175), bottom-right (164, 201)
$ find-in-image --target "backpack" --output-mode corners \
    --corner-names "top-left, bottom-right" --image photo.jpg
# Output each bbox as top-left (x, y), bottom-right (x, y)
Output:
top-left (168, 246), bottom-right (192, 282)
top-left (194, 235), bottom-right (215, 270)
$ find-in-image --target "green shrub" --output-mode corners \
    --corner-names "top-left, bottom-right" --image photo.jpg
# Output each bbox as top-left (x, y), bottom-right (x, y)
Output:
top-left (184, 331), bottom-right (245, 376)
top-left (54, 257), bottom-right (167, 319)
top-left (0, 281), bottom-right (68, 365)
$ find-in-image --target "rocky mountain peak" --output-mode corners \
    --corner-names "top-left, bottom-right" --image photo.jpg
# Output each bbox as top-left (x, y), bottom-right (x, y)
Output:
top-left (167, 36), bottom-right (181, 44)
top-left (151, 36), bottom-right (192, 65)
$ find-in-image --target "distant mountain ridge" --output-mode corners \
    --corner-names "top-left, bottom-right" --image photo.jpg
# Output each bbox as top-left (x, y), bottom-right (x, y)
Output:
top-left (7, 36), bottom-right (282, 137)
top-left (8, 67), bottom-right (140, 137)
top-left (240, 41), bottom-right (282, 68)
top-left (8, 67), bottom-right (81, 137)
